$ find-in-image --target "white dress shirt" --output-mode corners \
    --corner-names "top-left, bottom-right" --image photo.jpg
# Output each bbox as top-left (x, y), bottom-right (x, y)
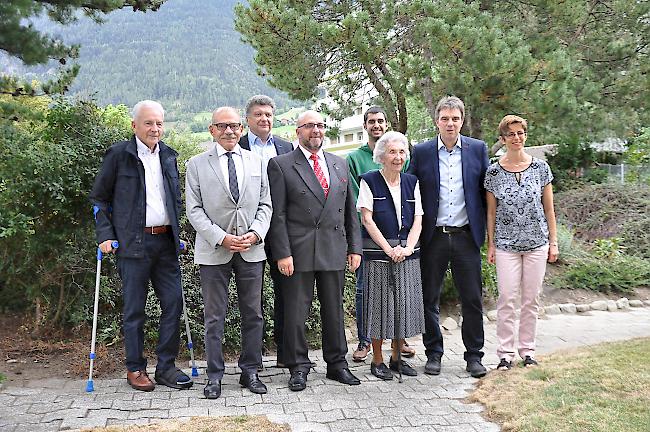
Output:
top-left (299, 145), bottom-right (330, 186)
top-left (215, 143), bottom-right (244, 199)
top-left (436, 136), bottom-right (468, 227)
top-left (136, 136), bottom-right (170, 227)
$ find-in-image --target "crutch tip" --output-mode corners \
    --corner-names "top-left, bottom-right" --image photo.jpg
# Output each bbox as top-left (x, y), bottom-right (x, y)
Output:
top-left (85, 380), bottom-right (94, 392)
top-left (191, 368), bottom-right (199, 377)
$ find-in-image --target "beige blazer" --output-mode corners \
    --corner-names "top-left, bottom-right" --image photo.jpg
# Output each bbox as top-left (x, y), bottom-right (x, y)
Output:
top-left (186, 143), bottom-right (272, 265)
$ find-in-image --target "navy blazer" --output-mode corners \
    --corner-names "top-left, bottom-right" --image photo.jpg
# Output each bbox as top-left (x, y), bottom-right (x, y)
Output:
top-left (407, 135), bottom-right (489, 249)
top-left (89, 136), bottom-right (182, 258)
top-left (239, 134), bottom-right (293, 156)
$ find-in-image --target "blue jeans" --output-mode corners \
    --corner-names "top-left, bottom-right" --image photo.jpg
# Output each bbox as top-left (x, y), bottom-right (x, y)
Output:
top-left (355, 260), bottom-right (370, 345)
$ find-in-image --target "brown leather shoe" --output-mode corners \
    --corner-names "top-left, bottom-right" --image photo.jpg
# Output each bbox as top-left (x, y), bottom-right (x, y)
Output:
top-left (127, 370), bottom-right (155, 392)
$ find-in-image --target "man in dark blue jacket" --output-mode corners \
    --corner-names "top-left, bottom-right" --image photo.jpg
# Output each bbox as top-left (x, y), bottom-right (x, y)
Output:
top-left (408, 96), bottom-right (489, 378)
top-left (90, 100), bottom-right (193, 392)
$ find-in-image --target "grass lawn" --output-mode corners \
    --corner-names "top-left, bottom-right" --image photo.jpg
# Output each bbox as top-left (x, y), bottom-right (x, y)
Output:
top-left (85, 415), bottom-right (289, 432)
top-left (0, 372), bottom-right (4, 383)
top-left (470, 337), bottom-right (650, 432)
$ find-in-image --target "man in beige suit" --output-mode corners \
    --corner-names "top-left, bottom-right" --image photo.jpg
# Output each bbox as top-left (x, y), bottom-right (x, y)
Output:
top-left (186, 107), bottom-right (272, 399)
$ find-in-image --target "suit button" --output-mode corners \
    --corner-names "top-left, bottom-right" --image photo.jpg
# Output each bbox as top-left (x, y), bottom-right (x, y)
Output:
top-left (339, 208), bottom-right (342, 212)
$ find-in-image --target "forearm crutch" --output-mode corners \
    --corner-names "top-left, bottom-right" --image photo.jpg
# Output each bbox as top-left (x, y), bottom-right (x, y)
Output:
top-left (179, 241), bottom-right (198, 377)
top-left (86, 236), bottom-right (118, 392)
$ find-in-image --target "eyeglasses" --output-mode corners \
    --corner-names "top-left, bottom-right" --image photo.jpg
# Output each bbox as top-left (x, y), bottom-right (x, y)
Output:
top-left (297, 122), bottom-right (326, 130)
top-left (503, 131), bottom-right (526, 138)
top-left (212, 122), bottom-right (241, 131)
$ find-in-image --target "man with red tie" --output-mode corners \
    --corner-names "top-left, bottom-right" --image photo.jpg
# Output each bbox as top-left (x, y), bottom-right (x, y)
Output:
top-left (267, 110), bottom-right (363, 391)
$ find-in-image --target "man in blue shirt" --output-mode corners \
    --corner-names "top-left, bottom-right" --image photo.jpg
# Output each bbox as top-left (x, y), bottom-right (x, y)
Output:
top-left (408, 96), bottom-right (489, 378)
top-left (239, 95), bottom-right (293, 367)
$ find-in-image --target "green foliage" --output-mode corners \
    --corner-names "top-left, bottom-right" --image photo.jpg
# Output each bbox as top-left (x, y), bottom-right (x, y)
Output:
top-left (6, 0), bottom-right (296, 115)
top-left (553, 254), bottom-right (650, 293)
top-left (626, 128), bottom-right (650, 165)
top-left (0, 0), bottom-right (165, 97)
top-left (235, 0), bottom-right (649, 144)
top-left (592, 237), bottom-right (626, 259)
top-left (555, 183), bottom-right (650, 259)
top-left (0, 97), bottom-right (132, 326)
top-left (546, 135), bottom-right (597, 191)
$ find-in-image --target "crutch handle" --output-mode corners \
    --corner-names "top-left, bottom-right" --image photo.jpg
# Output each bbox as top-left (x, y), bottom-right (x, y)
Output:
top-left (97, 241), bottom-right (119, 260)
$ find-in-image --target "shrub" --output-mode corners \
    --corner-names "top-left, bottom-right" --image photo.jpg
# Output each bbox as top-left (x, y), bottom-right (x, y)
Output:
top-left (552, 254), bottom-right (650, 293)
top-left (0, 97), bottom-right (132, 329)
top-left (555, 183), bottom-right (650, 259)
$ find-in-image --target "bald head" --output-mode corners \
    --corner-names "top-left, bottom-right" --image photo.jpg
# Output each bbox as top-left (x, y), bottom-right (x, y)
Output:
top-left (295, 110), bottom-right (326, 154)
top-left (209, 106), bottom-right (243, 151)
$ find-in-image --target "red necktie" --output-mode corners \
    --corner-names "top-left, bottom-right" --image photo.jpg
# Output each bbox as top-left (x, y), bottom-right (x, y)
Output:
top-left (310, 154), bottom-right (329, 196)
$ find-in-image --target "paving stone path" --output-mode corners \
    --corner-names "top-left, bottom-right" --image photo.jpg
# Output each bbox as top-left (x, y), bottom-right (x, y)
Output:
top-left (1, 308), bottom-right (649, 432)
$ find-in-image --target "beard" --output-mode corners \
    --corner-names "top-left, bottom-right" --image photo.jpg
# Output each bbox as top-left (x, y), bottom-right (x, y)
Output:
top-left (300, 137), bottom-right (323, 153)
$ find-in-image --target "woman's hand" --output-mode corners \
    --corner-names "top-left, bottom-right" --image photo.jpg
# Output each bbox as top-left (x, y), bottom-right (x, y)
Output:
top-left (548, 244), bottom-right (559, 263)
top-left (486, 244), bottom-right (496, 265)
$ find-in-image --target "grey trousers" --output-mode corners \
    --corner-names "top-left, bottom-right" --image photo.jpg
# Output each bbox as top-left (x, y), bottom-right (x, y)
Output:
top-left (200, 254), bottom-right (264, 381)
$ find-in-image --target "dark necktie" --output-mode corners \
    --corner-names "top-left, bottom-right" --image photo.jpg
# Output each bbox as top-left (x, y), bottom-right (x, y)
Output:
top-left (226, 152), bottom-right (239, 202)
top-left (310, 154), bottom-right (329, 196)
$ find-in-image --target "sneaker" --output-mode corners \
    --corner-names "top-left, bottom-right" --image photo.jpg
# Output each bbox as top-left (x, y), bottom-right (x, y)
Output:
top-left (522, 356), bottom-right (538, 367)
top-left (352, 342), bottom-right (371, 362)
top-left (496, 358), bottom-right (513, 370)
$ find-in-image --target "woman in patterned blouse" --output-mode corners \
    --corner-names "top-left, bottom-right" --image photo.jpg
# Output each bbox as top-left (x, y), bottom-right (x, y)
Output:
top-left (484, 115), bottom-right (559, 370)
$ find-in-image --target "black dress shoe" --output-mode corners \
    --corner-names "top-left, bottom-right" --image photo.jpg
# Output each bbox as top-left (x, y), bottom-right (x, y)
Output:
top-left (326, 367), bottom-right (361, 385)
top-left (239, 373), bottom-right (267, 394)
top-left (203, 380), bottom-right (221, 399)
top-left (425, 354), bottom-right (442, 375)
top-left (389, 357), bottom-right (418, 376)
top-left (466, 360), bottom-right (487, 378)
top-left (370, 362), bottom-right (393, 381)
top-left (288, 370), bottom-right (307, 391)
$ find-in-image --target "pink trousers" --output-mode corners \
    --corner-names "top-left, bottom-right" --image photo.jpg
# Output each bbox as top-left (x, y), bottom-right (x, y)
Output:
top-left (495, 245), bottom-right (549, 361)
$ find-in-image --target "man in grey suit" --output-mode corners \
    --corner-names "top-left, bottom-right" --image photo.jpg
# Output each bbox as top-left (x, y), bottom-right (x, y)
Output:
top-left (186, 107), bottom-right (272, 399)
top-left (238, 95), bottom-right (293, 367)
top-left (267, 110), bottom-right (362, 391)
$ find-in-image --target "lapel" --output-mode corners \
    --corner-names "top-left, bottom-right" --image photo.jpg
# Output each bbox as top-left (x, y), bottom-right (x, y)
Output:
top-left (460, 135), bottom-right (469, 195)
top-left (323, 152), bottom-right (342, 197)
top-left (292, 148), bottom-right (326, 205)
top-left (432, 136), bottom-right (441, 189)
top-left (206, 145), bottom-right (234, 203)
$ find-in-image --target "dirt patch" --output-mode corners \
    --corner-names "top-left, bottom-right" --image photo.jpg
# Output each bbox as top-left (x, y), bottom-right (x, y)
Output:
top-left (81, 416), bottom-right (289, 432)
top-left (0, 313), bottom-right (123, 386)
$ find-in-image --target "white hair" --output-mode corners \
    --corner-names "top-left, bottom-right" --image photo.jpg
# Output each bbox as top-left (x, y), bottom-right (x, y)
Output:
top-left (373, 131), bottom-right (410, 165)
top-left (132, 100), bottom-right (164, 120)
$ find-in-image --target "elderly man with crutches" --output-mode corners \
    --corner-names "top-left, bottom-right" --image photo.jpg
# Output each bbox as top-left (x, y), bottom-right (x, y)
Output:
top-left (89, 100), bottom-right (193, 392)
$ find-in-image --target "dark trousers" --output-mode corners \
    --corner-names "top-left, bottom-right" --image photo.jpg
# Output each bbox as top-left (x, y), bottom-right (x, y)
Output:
top-left (268, 261), bottom-right (285, 361)
top-left (117, 232), bottom-right (182, 373)
top-left (200, 254), bottom-right (263, 381)
top-left (282, 270), bottom-right (349, 373)
top-left (262, 242), bottom-right (285, 361)
top-left (420, 228), bottom-right (485, 361)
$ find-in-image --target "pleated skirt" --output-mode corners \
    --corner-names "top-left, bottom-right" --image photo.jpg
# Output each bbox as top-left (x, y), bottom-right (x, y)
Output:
top-left (362, 258), bottom-right (425, 340)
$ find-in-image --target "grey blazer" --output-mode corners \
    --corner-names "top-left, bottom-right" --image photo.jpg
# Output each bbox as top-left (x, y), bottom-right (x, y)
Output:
top-left (267, 148), bottom-right (362, 272)
top-left (186, 143), bottom-right (272, 265)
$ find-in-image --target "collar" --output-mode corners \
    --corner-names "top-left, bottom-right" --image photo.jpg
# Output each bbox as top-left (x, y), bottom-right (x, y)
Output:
top-left (248, 130), bottom-right (274, 146)
top-left (298, 145), bottom-right (325, 162)
top-left (437, 135), bottom-right (461, 152)
top-left (135, 135), bottom-right (159, 155)
top-left (215, 143), bottom-right (242, 157)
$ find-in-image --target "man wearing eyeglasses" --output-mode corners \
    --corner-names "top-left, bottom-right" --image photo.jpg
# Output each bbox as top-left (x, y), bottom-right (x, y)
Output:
top-left (186, 106), bottom-right (272, 399)
top-left (267, 110), bottom-right (362, 391)
top-left (239, 95), bottom-right (293, 368)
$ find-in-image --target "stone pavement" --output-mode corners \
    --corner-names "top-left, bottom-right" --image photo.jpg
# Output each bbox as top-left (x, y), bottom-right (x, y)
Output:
top-left (1, 308), bottom-right (649, 432)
